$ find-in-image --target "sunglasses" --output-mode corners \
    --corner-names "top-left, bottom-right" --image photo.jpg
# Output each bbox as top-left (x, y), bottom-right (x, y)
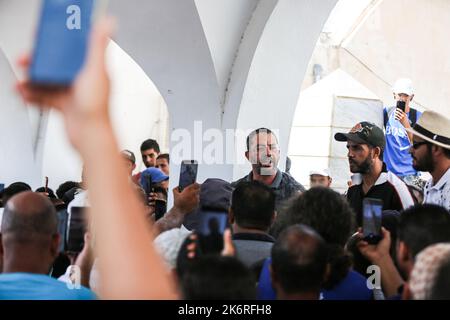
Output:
top-left (411, 141), bottom-right (429, 149)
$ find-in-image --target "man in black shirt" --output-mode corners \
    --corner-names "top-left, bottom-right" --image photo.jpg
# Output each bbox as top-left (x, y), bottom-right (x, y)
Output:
top-left (334, 122), bottom-right (415, 226)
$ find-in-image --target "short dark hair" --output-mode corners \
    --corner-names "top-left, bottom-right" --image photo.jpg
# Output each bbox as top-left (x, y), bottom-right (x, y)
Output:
top-left (140, 139), bottom-right (160, 153)
top-left (246, 127), bottom-right (278, 151)
top-left (431, 257), bottom-right (450, 299)
top-left (1, 192), bottom-right (58, 242)
top-left (2, 182), bottom-right (32, 206)
top-left (272, 187), bottom-right (355, 245)
top-left (271, 224), bottom-right (327, 295)
top-left (231, 181), bottom-right (275, 231)
top-left (398, 204), bottom-right (450, 258)
top-left (368, 145), bottom-right (384, 160)
top-left (157, 153), bottom-right (170, 163)
top-left (180, 255), bottom-right (256, 299)
top-left (271, 187), bottom-right (355, 289)
top-left (56, 181), bottom-right (80, 200)
top-left (35, 187), bottom-right (56, 199)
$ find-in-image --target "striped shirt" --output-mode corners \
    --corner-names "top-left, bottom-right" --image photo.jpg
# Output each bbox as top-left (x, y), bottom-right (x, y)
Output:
top-left (347, 164), bottom-right (416, 226)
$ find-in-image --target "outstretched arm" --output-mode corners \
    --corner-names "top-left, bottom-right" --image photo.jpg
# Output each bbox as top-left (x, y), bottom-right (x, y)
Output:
top-left (17, 18), bottom-right (178, 299)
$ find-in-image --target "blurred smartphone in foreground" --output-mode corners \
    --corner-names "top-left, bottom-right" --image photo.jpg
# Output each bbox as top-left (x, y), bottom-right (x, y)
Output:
top-left (395, 100), bottom-right (406, 120)
top-left (178, 160), bottom-right (198, 192)
top-left (30, 0), bottom-right (107, 86)
top-left (57, 209), bottom-right (69, 253)
top-left (362, 198), bottom-right (383, 245)
top-left (66, 206), bottom-right (88, 253)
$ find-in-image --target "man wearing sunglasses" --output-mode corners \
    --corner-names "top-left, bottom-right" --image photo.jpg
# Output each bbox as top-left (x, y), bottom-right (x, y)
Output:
top-left (407, 111), bottom-right (450, 210)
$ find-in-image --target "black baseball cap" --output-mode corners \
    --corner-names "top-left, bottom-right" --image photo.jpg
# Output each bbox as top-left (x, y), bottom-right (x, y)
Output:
top-left (334, 121), bottom-right (385, 150)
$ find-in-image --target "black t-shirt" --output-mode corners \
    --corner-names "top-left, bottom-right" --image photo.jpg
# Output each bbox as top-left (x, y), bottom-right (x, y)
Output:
top-left (231, 170), bottom-right (305, 210)
top-left (347, 168), bottom-right (415, 226)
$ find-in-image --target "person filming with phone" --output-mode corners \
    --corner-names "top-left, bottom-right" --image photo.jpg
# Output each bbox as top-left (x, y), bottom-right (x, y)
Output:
top-left (383, 78), bottom-right (423, 187)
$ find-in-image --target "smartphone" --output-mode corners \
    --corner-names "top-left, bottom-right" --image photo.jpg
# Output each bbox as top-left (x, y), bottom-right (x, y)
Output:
top-left (57, 209), bottom-right (69, 253)
top-left (0, 183), bottom-right (4, 192)
top-left (66, 206), bottom-right (87, 253)
top-left (362, 198), bottom-right (383, 245)
top-left (396, 100), bottom-right (406, 113)
top-left (197, 211), bottom-right (228, 254)
top-left (30, 0), bottom-right (107, 86)
top-left (145, 174), bottom-right (154, 195)
top-left (154, 199), bottom-right (167, 221)
top-left (178, 160), bottom-right (198, 192)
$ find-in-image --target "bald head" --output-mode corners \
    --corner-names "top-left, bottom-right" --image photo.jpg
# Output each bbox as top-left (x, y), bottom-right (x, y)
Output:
top-left (1, 191), bottom-right (57, 240)
top-left (271, 224), bottom-right (328, 295)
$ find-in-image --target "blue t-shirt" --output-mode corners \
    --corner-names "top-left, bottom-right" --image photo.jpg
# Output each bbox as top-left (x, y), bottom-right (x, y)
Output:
top-left (0, 273), bottom-right (96, 300)
top-left (383, 107), bottom-right (422, 177)
top-left (257, 258), bottom-right (373, 300)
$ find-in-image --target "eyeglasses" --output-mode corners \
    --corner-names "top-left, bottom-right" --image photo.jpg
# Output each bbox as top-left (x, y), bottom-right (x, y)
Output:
top-left (411, 141), bottom-right (429, 150)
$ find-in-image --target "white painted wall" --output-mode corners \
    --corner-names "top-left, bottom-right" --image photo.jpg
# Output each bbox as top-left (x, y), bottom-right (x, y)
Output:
top-left (234, 0), bottom-right (338, 180)
top-left (288, 69), bottom-right (382, 193)
top-left (40, 42), bottom-right (170, 191)
top-left (0, 48), bottom-right (40, 188)
top-left (341, 0), bottom-right (450, 117)
top-left (0, 0), bottom-right (339, 194)
top-left (194, 0), bottom-right (259, 105)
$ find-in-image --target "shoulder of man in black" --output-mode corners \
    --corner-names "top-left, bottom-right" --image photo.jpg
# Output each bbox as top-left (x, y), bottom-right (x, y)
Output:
top-left (230, 175), bottom-right (248, 188)
top-left (281, 171), bottom-right (306, 192)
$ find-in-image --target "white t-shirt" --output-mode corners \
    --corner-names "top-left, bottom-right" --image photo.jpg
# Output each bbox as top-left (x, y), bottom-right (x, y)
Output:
top-left (423, 168), bottom-right (450, 211)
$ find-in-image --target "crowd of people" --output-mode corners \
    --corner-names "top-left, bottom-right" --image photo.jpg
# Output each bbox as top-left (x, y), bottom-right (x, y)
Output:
top-left (0, 18), bottom-right (449, 300)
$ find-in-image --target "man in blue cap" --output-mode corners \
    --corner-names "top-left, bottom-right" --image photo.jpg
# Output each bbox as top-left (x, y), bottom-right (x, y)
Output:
top-left (140, 167), bottom-right (170, 220)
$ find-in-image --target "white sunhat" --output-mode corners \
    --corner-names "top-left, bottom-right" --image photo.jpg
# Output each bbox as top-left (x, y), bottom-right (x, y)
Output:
top-left (392, 78), bottom-right (414, 96)
top-left (309, 168), bottom-right (331, 177)
top-left (405, 111), bottom-right (450, 150)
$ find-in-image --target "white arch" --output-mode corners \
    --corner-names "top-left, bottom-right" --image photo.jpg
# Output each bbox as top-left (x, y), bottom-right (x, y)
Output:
top-left (0, 0), bottom-right (339, 189)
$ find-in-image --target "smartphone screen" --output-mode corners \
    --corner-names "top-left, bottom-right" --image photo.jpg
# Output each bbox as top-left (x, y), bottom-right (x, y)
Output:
top-left (362, 198), bottom-right (383, 244)
top-left (66, 206), bottom-right (87, 253)
top-left (30, 0), bottom-right (96, 85)
top-left (57, 209), bottom-right (69, 253)
top-left (0, 183), bottom-right (4, 192)
top-left (178, 160), bottom-right (198, 191)
top-left (197, 211), bottom-right (228, 254)
top-left (396, 100), bottom-right (406, 113)
top-left (145, 174), bottom-right (154, 196)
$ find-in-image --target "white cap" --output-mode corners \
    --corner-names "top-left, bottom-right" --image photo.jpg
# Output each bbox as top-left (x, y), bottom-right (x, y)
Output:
top-left (309, 169), bottom-right (330, 177)
top-left (392, 78), bottom-right (414, 96)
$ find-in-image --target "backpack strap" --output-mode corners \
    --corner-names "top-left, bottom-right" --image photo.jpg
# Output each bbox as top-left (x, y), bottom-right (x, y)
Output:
top-left (409, 108), bottom-right (417, 126)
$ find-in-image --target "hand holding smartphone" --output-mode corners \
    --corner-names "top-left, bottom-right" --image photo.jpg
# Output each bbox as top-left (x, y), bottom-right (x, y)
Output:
top-left (362, 198), bottom-right (383, 245)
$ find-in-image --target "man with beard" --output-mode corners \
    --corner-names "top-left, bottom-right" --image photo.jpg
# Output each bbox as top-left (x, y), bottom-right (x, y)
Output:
top-left (407, 111), bottom-right (450, 210)
top-left (335, 122), bottom-right (415, 226)
top-left (232, 128), bottom-right (305, 210)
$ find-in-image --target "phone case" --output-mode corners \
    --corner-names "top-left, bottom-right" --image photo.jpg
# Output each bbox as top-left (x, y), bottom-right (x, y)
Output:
top-left (30, 0), bottom-right (94, 85)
